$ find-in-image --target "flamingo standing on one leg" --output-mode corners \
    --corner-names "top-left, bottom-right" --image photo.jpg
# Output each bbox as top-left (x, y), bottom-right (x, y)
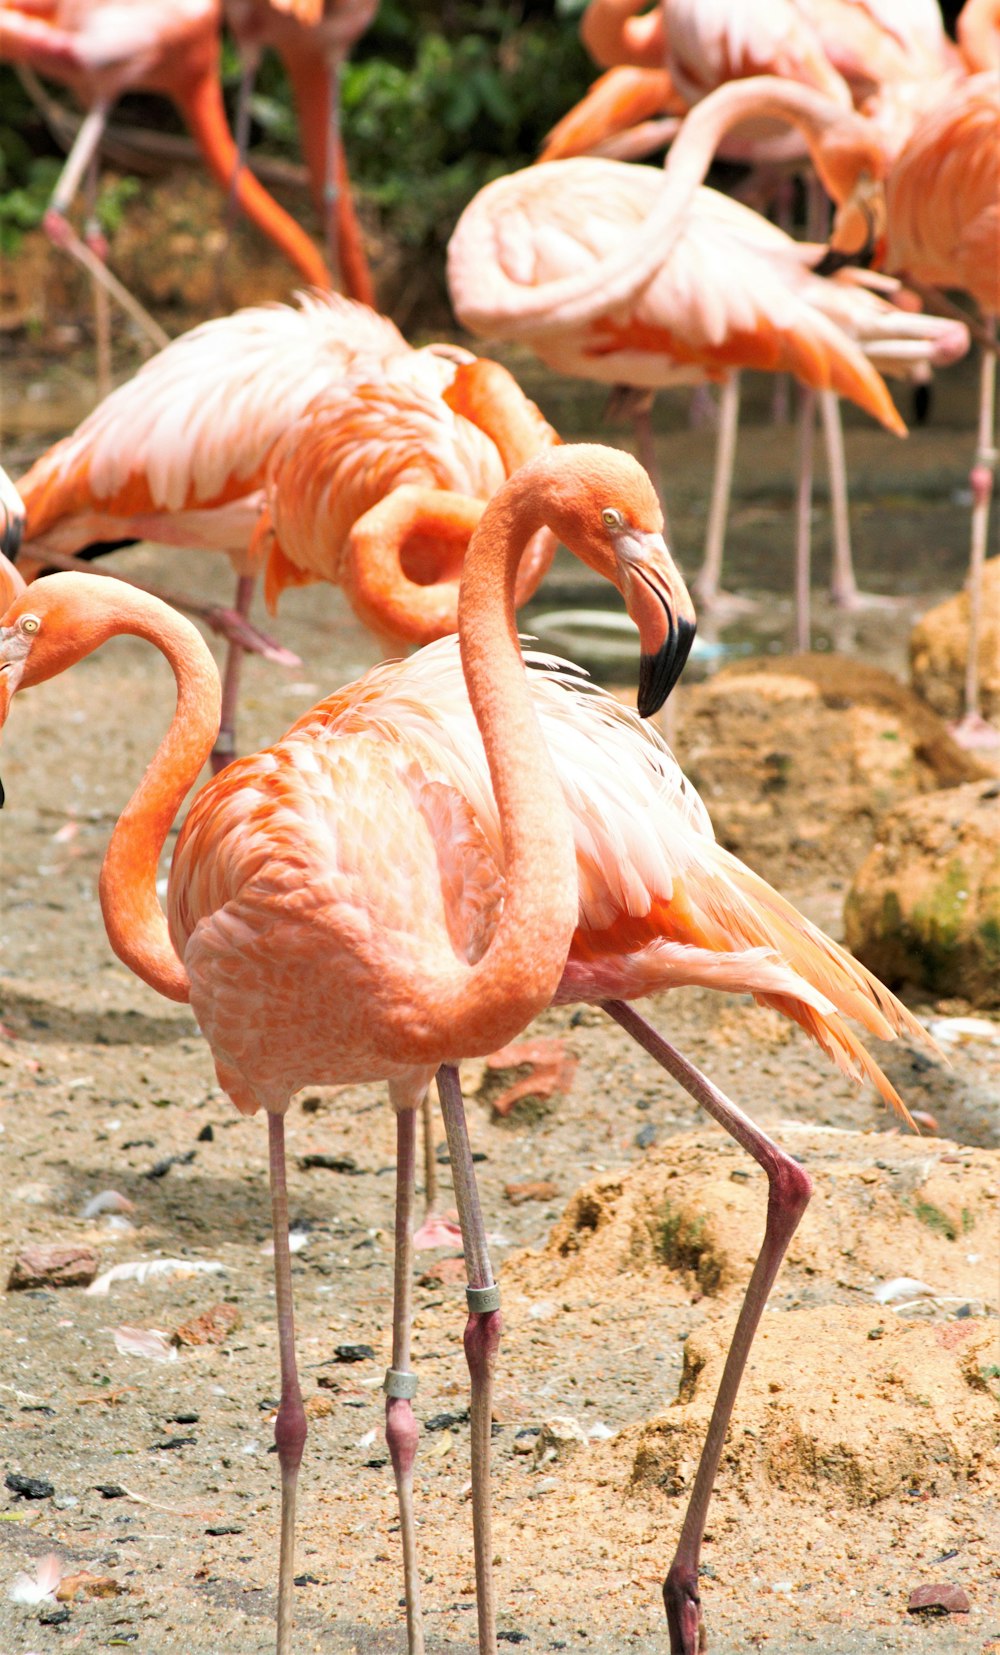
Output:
top-left (0, 452), bottom-right (934, 1655)
top-left (832, 68), bottom-right (1000, 743)
top-left (13, 291), bottom-right (561, 767)
top-left (224, 0), bottom-right (377, 302)
top-left (448, 79), bottom-right (968, 644)
top-left (0, 0), bottom-right (330, 391)
top-left (0, 445), bottom-right (695, 1655)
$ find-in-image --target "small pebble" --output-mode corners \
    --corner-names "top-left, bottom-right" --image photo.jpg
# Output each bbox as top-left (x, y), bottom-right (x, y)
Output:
top-left (634, 1124), bottom-right (657, 1149)
top-left (332, 1343), bottom-right (375, 1364)
top-left (907, 1583), bottom-right (970, 1615)
top-left (5, 1472), bottom-right (54, 1500)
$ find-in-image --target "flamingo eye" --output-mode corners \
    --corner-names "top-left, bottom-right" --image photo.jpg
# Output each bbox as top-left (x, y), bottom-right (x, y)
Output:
top-left (601, 507), bottom-right (625, 529)
top-left (19, 615), bottom-right (40, 635)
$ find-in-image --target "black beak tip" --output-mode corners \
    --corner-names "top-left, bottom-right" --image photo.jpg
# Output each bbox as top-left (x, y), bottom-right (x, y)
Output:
top-left (0, 773), bottom-right (5, 810)
top-left (637, 615), bottom-right (697, 717)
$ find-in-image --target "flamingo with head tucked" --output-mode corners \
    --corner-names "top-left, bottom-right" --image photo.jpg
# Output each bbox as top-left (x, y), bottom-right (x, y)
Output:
top-left (13, 292), bottom-right (560, 768)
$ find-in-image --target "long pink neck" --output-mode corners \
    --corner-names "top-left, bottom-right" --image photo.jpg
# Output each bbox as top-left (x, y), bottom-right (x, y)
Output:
top-left (65, 581), bottom-right (222, 1003)
top-left (454, 76), bottom-right (865, 340)
top-left (400, 451), bottom-right (580, 1061)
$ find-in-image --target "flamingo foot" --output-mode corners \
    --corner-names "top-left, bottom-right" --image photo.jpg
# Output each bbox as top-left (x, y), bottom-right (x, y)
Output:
top-left (948, 710), bottom-right (1000, 752)
top-left (486, 1037), bottom-right (577, 1117)
top-left (690, 575), bottom-right (756, 616)
top-left (663, 1562), bottom-right (705, 1655)
top-left (412, 1212), bottom-right (464, 1251)
top-left (828, 584), bottom-right (899, 613)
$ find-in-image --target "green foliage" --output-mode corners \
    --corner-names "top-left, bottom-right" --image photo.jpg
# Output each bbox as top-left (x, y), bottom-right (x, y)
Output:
top-left (0, 154), bottom-right (59, 256)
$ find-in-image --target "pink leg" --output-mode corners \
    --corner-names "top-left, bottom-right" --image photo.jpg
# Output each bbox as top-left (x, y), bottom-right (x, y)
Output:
top-left (421, 1089), bottom-right (439, 1217)
top-left (693, 372), bottom-right (744, 609)
top-left (42, 101), bottom-right (168, 354)
top-left (83, 149), bottom-right (111, 401)
top-left (384, 1102), bottom-right (425, 1654)
top-left (953, 318), bottom-right (999, 748)
top-left (436, 1063), bottom-right (500, 1655)
top-left (602, 1001), bottom-right (812, 1655)
top-left (267, 1111), bottom-right (307, 1655)
top-left (794, 385), bottom-right (816, 653)
top-left (211, 573), bottom-right (256, 773)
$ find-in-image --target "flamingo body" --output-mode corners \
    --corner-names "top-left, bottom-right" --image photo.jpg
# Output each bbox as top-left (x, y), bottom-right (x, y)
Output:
top-left (448, 157), bottom-right (964, 424)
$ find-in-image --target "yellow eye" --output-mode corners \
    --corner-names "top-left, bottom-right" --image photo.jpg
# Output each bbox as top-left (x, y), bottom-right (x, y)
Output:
top-left (602, 507), bottom-right (624, 529)
top-left (20, 615), bottom-right (40, 635)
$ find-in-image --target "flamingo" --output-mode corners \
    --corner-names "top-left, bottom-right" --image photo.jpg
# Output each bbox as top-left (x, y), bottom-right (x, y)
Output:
top-left (223, 0), bottom-right (377, 302)
top-left (0, 0), bottom-right (330, 392)
top-left (831, 69), bottom-right (1000, 743)
top-left (448, 77), bottom-right (968, 644)
top-left (0, 448), bottom-right (933, 1655)
top-left (0, 445), bottom-right (696, 1655)
top-left (13, 291), bottom-right (560, 767)
top-left (958, 0), bottom-right (1000, 73)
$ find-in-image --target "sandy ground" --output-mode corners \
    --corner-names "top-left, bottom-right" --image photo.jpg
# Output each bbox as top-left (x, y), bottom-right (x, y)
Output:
top-left (1, 311), bottom-right (998, 1655)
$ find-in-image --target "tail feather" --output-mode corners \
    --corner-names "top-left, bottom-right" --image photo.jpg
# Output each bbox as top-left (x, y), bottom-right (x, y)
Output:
top-left (756, 993), bottom-right (915, 1127)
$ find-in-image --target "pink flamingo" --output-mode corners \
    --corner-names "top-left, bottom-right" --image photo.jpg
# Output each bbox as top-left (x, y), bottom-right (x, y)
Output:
top-left (448, 78), bottom-right (968, 643)
top-left (13, 292), bottom-right (560, 767)
top-left (832, 68), bottom-right (1000, 743)
top-left (0, 446), bottom-right (931, 1654)
top-left (0, 446), bottom-right (694, 1655)
top-left (0, 0), bottom-right (330, 392)
top-left (223, 0), bottom-right (377, 302)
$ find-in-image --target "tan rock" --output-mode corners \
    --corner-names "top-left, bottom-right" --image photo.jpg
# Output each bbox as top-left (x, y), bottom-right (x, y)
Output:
top-left (910, 558), bottom-right (1000, 723)
top-left (629, 1307), bottom-right (997, 1504)
top-left (844, 779), bottom-right (1000, 1007)
top-left (171, 1302), bottom-right (241, 1348)
top-left (674, 654), bottom-right (987, 883)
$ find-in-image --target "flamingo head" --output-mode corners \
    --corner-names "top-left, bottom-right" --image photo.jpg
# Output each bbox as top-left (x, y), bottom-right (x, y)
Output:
top-left (535, 444), bottom-right (697, 717)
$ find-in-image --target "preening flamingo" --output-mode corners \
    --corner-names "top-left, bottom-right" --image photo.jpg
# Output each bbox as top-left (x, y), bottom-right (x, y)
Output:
top-left (448, 77), bottom-right (968, 643)
top-left (0, 444), bottom-right (695, 1655)
top-left (832, 69), bottom-right (1000, 742)
top-left (14, 291), bottom-right (560, 765)
top-left (224, 0), bottom-right (377, 302)
top-left (0, 0), bottom-right (329, 390)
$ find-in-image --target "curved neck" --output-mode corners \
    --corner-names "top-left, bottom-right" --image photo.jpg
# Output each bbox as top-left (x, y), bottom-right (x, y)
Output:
top-left (581, 0), bottom-right (667, 70)
top-left (76, 583), bottom-right (222, 1003)
top-left (342, 487), bottom-right (484, 647)
top-left (453, 77), bottom-right (865, 341)
top-left (404, 453), bottom-right (580, 1059)
top-left (442, 359), bottom-right (559, 475)
top-left (176, 72), bottom-right (331, 291)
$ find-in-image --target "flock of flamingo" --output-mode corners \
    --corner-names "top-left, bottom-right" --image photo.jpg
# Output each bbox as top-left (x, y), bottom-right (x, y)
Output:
top-left (0, 3), bottom-right (996, 1654)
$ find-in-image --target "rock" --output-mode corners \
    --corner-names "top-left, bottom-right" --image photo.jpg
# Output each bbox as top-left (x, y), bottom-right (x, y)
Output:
top-left (910, 558), bottom-right (1000, 724)
top-left (504, 1180), bottom-right (559, 1206)
top-left (56, 1570), bottom-right (121, 1602)
top-left (844, 780), bottom-right (1000, 1007)
top-left (533, 1416), bottom-right (588, 1465)
top-left (5, 1472), bottom-right (54, 1500)
top-left (7, 1244), bottom-right (100, 1292)
top-left (675, 654), bottom-right (988, 882)
top-left (171, 1303), bottom-right (241, 1348)
top-left (907, 1582), bottom-right (971, 1614)
top-left (332, 1343), bottom-right (375, 1364)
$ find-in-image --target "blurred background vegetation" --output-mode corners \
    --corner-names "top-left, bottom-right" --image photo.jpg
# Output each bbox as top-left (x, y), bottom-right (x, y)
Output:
top-left (0, 3), bottom-right (591, 275)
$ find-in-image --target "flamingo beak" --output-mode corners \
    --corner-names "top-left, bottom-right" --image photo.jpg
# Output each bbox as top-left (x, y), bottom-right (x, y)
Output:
top-left (0, 466), bottom-right (26, 563)
top-left (0, 624), bottom-right (31, 806)
top-left (617, 531), bottom-right (697, 715)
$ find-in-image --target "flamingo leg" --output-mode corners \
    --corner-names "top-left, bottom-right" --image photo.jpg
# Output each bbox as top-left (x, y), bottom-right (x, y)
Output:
top-left (42, 101), bottom-right (169, 353)
top-left (601, 1000), bottom-right (811, 1655)
top-left (954, 315), bottom-right (998, 747)
top-left (267, 1111), bottom-right (307, 1655)
top-left (323, 54), bottom-right (345, 290)
top-left (436, 1062), bottom-right (501, 1655)
top-left (693, 371), bottom-right (741, 607)
top-left (819, 390), bottom-right (858, 609)
top-left (229, 44), bottom-right (262, 225)
top-left (83, 149), bottom-right (111, 400)
top-left (794, 385), bottom-right (817, 652)
top-left (420, 1088), bottom-right (439, 1217)
top-left (384, 1104), bottom-right (426, 1655)
top-left (211, 573), bottom-right (256, 773)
